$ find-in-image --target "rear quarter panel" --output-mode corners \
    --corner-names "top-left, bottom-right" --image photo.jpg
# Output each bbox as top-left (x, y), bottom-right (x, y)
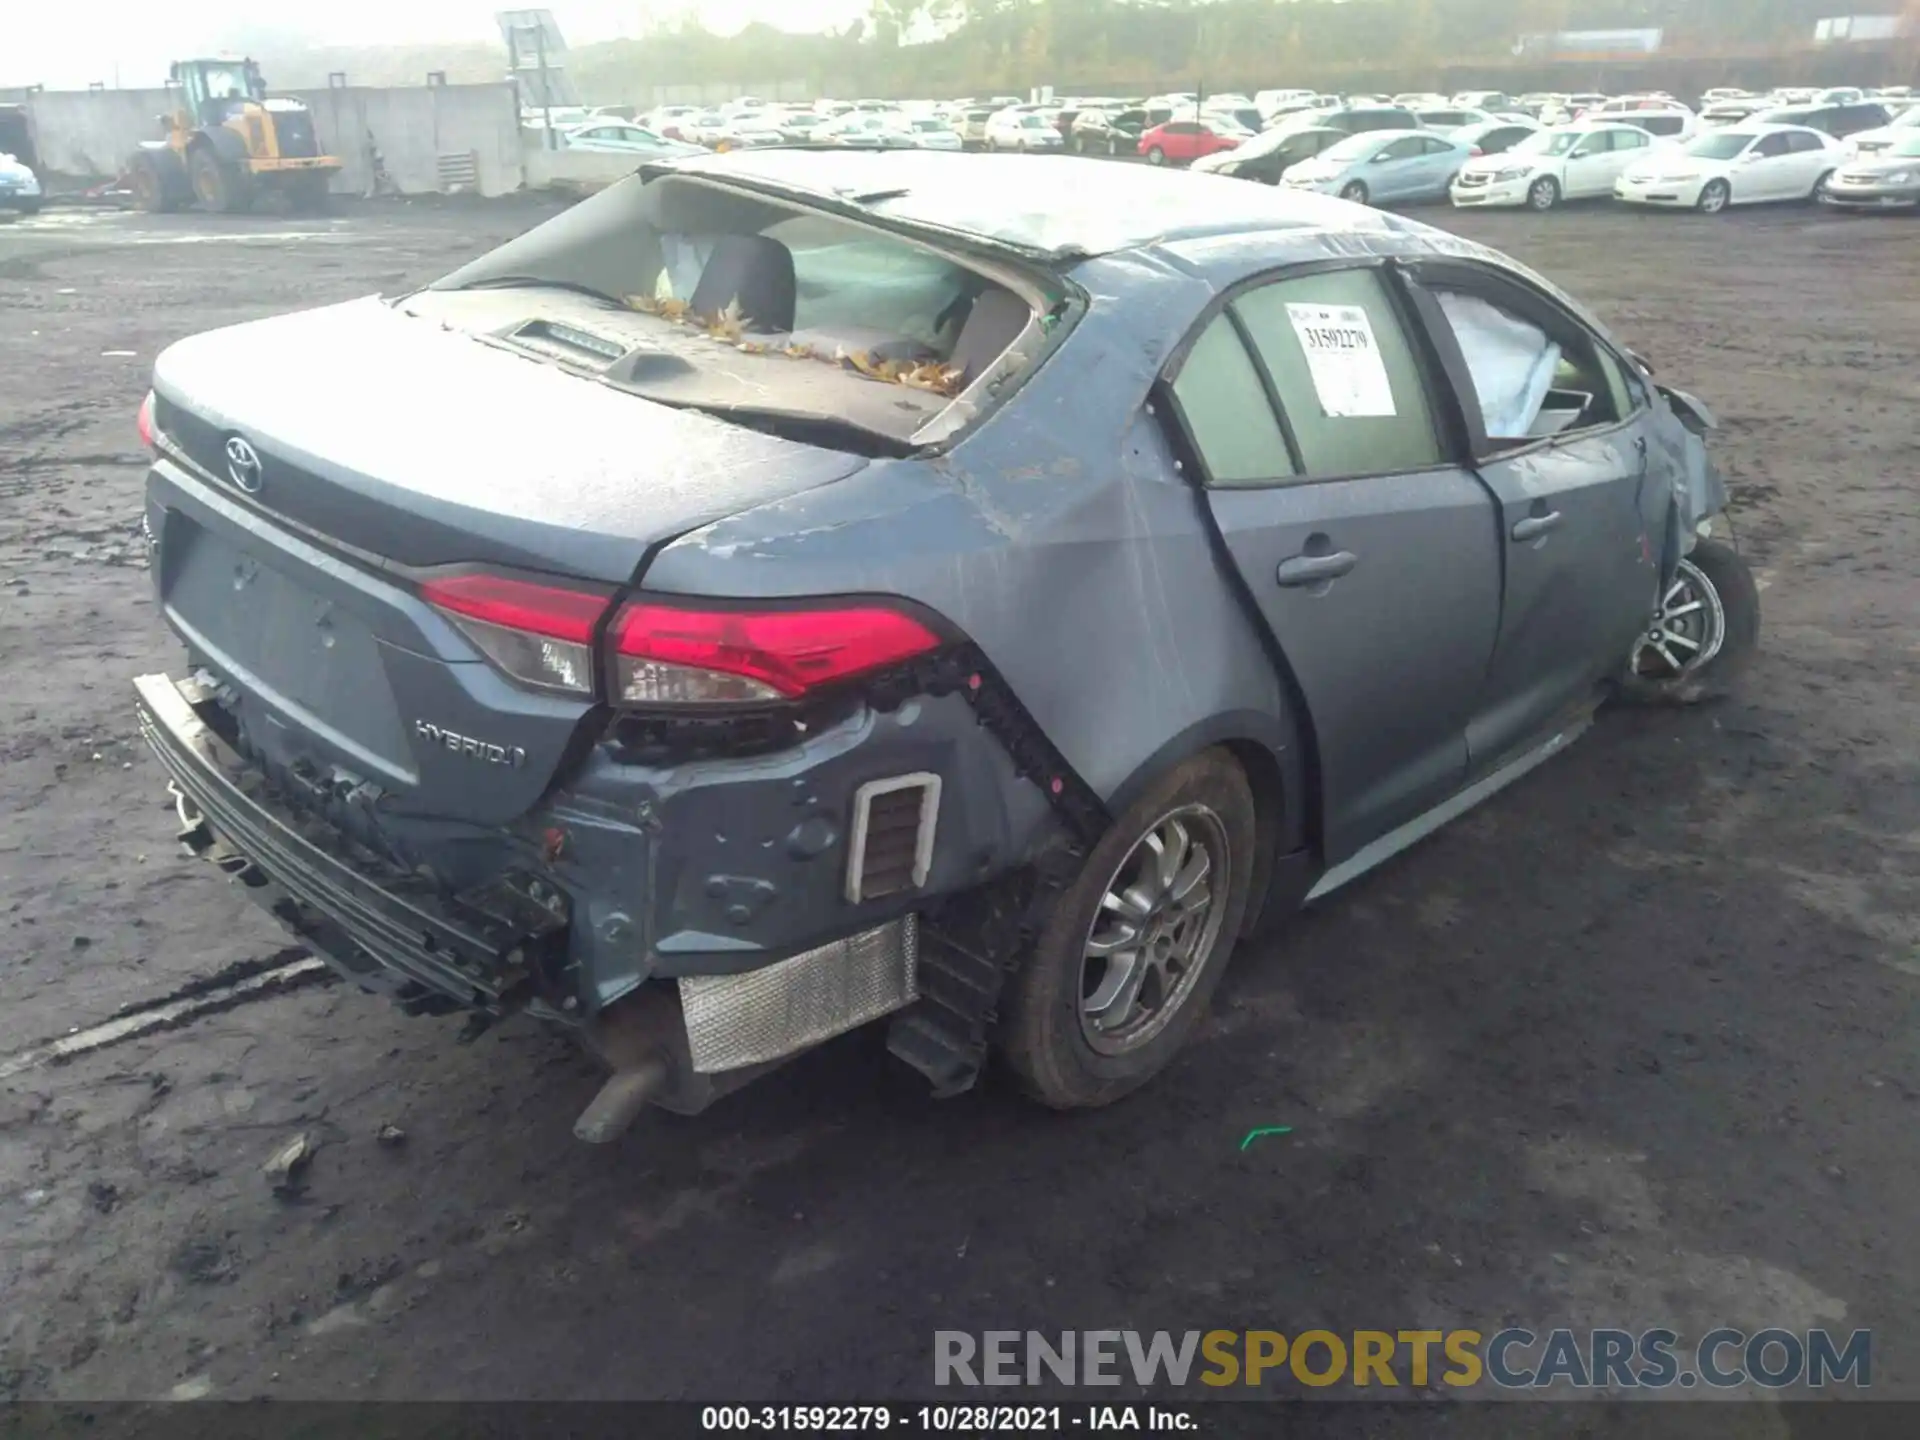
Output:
top-left (638, 252), bottom-right (1301, 840)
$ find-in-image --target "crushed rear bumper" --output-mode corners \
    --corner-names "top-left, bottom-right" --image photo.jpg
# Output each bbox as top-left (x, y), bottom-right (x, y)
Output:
top-left (135, 671), bottom-right (553, 1013)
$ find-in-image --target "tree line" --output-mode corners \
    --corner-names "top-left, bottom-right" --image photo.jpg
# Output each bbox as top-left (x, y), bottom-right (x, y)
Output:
top-left (246, 0), bottom-right (1912, 100)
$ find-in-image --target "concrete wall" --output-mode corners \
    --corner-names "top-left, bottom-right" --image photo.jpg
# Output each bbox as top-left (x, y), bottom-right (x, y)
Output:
top-left (521, 141), bottom-right (640, 194)
top-left (292, 84), bottom-right (524, 196)
top-left (23, 88), bottom-right (173, 177)
top-left (21, 82), bottom-right (526, 196)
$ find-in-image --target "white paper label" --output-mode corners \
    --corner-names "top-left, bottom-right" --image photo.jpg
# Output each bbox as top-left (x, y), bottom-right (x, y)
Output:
top-left (1285, 302), bottom-right (1397, 418)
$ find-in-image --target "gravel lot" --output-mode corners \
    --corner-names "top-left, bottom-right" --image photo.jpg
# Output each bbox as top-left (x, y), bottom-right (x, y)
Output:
top-left (1, 192), bottom-right (1916, 1418)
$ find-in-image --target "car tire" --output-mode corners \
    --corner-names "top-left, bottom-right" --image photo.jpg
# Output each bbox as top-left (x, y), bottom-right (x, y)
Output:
top-left (1617, 539), bottom-right (1761, 705)
top-left (1697, 178), bottom-right (1731, 214)
top-left (1339, 180), bottom-right (1369, 204)
top-left (1527, 175), bottom-right (1560, 211)
top-left (1146, 146), bottom-right (1166, 165)
top-left (999, 750), bottom-right (1257, 1110)
top-left (1809, 169), bottom-right (1835, 202)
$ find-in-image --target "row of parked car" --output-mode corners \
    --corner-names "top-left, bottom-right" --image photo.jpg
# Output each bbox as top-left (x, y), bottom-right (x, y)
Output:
top-left (529, 85), bottom-right (1920, 216)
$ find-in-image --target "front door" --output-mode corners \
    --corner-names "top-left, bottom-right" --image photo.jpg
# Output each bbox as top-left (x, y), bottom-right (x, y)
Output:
top-left (1401, 260), bottom-right (1668, 769)
top-left (1164, 263), bottom-right (1502, 862)
top-left (1740, 129), bottom-right (1798, 200)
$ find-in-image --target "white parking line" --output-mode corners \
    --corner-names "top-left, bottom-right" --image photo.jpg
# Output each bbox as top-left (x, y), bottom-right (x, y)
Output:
top-left (0, 956), bottom-right (328, 1080)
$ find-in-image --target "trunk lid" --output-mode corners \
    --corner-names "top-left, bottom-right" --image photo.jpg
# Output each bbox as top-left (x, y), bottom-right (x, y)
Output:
top-left (147, 297), bottom-right (868, 827)
top-left (150, 296), bottom-right (869, 583)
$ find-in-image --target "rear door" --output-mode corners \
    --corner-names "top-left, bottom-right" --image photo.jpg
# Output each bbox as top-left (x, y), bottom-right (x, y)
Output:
top-left (1399, 260), bottom-right (1666, 768)
top-left (1164, 263), bottom-right (1501, 861)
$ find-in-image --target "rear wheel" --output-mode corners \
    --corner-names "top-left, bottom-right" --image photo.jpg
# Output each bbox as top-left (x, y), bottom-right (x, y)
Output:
top-left (1527, 175), bottom-right (1561, 210)
top-left (1697, 178), bottom-right (1731, 214)
top-left (1619, 539), bottom-right (1760, 703)
top-left (1339, 180), bottom-right (1369, 204)
top-left (188, 147), bottom-right (246, 213)
top-left (1000, 751), bottom-right (1256, 1109)
top-left (1810, 169), bottom-right (1835, 203)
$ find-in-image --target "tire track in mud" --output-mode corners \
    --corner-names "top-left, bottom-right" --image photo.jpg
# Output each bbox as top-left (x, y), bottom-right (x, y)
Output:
top-left (0, 947), bottom-right (332, 1079)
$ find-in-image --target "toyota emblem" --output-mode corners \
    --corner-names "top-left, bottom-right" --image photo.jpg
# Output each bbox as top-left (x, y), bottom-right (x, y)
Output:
top-left (224, 435), bottom-right (264, 494)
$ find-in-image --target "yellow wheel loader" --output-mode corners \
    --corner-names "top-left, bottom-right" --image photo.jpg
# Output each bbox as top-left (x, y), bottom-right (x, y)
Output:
top-left (128, 58), bottom-right (342, 214)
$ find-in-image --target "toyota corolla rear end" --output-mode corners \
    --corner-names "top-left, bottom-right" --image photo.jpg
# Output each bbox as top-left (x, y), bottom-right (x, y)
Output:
top-left (133, 162), bottom-right (1064, 1140)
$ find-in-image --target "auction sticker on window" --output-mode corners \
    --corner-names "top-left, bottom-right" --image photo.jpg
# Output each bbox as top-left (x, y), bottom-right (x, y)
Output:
top-left (1286, 303), bottom-right (1397, 418)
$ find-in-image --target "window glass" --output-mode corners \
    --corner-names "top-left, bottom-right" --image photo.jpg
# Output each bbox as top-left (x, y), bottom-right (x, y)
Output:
top-left (1752, 132), bottom-right (1791, 157)
top-left (1428, 281), bottom-right (1629, 449)
top-left (1786, 130), bottom-right (1825, 153)
top-left (1233, 269), bottom-right (1445, 477)
top-left (1613, 129), bottom-right (1649, 150)
top-left (1170, 317), bottom-right (1296, 486)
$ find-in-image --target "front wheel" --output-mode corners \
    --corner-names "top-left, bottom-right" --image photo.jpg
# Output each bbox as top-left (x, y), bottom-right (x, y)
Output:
top-left (1146, 145), bottom-right (1166, 165)
top-left (999, 751), bottom-right (1256, 1109)
top-left (1527, 175), bottom-right (1561, 211)
top-left (1619, 538), bottom-right (1760, 703)
top-left (1697, 178), bottom-right (1731, 214)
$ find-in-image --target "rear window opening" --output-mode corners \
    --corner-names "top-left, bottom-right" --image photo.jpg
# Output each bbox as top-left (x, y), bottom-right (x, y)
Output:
top-left (414, 173), bottom-right (1049, 452)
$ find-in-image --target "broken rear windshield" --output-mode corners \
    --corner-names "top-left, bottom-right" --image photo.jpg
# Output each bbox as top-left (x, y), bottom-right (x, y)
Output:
top-left (420, 171), bottom-right (1046, 447)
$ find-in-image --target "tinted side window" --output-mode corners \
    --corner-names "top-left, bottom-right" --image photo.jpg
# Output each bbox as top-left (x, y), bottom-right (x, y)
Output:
top-left (1786, 130), bottom-right (1826, 153)
top-left (1170, 318), bottom-right (1296, 487)
top-left (1612, 130), bottom-right (1650, 151)
top-left (1752, 132), bottom-right (1791, 157)
top-left (1234, 269), bottom-right (1445, 478)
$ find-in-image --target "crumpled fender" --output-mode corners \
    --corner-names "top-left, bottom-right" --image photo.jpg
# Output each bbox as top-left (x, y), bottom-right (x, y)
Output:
top-left (1653, 383), bottom-right (1731, 582)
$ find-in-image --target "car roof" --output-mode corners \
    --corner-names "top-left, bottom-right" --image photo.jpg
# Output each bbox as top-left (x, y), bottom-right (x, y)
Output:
top-left (658, 149), bottom-right (1420, 257)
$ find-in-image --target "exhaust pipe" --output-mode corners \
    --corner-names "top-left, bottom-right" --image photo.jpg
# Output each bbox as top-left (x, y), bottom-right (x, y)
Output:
top-left (573, 1051), bottom-right (671, 1144)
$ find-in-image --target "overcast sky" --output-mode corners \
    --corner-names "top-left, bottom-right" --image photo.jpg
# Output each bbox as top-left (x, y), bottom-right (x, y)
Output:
top-left (10, 1), bottom-right (872, 89)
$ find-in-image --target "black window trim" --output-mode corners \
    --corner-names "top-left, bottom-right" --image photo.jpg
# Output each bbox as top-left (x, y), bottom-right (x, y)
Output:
top-left (1395, 256), bottom-right (1646, 465)
top-left (1159, 254), bottom-right (1476, 493)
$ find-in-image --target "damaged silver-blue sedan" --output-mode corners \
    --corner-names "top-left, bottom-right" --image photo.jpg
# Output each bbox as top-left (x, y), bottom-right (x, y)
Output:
top-left (132, 151), bottom-right (1757, 1140)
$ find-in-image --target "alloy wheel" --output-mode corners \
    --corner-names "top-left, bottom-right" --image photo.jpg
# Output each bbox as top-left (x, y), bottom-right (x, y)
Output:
top-left (1699, 180), bottom-right (1730, 214)
top-left (1632, 558), bottom-right (1727, 680)
top-left (1078, 805), bottom-right (1231, 1055)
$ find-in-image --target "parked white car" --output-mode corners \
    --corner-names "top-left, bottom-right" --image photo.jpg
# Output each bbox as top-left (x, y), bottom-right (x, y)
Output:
top-left (815, 112), bottom-right (912, 149)
top-left (1614, 124), bottom-right (1851, 212)
top-left (0, 151), bottom-right (42, 214)
top-left (1849, 105), bottom-right (1920, 156)
top-left (985, 110), bottom-right (1066, 151)
top-left (555, 122), bottom-right (705, 159)
top-left (1450, 123), bottom-right (1657, 210)
top-left (895, 116), bottom-right (964, 150)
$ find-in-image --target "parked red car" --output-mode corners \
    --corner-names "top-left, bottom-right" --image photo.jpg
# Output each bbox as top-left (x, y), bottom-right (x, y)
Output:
top-left (1137, 119), bottom-right (1244, 166)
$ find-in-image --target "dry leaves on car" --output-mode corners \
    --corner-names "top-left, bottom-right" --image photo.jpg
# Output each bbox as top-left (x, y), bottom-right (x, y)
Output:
top-left (625, 292), bottom-right (965, 397)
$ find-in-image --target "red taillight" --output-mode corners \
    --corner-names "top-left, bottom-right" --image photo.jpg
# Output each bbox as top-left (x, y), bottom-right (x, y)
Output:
top-left (609, 601), bottom-right (942, 707)
top-left (422, 573), bottom-right (612, 696)
top-left (137, 391), bottom-right (155, 448)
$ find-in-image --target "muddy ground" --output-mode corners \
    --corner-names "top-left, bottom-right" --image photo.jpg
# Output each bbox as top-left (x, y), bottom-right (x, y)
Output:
top-left (0, 192), bottom-right (1915, 1424)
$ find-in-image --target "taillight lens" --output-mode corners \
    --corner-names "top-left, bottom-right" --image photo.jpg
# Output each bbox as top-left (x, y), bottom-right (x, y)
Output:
top-left (422, 573), bottom-right (612, 696)
top-left (609, 601), bottom-right (942, 707)
top-left (137, 391), bottom-right (156, 448)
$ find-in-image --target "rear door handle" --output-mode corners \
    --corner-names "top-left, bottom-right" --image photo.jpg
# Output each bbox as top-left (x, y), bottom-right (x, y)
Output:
top-left (1510, 511), bottom-right (1564, 543)
top-left (1276, 551), bottom-right (1358, 587)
